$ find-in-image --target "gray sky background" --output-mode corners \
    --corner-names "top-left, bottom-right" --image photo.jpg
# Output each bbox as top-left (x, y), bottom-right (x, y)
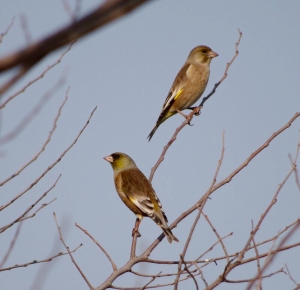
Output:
top-left (1, 1), bottom-right (300, 289)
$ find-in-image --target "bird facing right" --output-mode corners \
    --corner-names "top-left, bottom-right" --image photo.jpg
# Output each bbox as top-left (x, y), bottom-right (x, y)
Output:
top-left (147, 45), bottom-right (218, 141)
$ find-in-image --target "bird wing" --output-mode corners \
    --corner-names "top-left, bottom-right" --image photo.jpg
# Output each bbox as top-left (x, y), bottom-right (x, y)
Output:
top-left (120, 168), bottom-right (168, 223)
top-left (161, 63), bottom-right (191, 112)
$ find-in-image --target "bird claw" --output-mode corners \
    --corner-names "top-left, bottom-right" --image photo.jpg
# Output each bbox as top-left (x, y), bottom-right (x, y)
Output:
top-left (132, 228), bottom-right (141, 237)
top-left (188, 106), bottom-right (201, 116)
top-left (188, 122), bottom-right (194, 126)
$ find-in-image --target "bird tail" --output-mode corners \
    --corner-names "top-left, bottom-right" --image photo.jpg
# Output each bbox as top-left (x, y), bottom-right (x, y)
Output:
top-left (147, 124), bottom-right (159, 142)
top-left (147, 111), bottom-right (175, 142)
top-left (161, 225), bottom-right (179, 243)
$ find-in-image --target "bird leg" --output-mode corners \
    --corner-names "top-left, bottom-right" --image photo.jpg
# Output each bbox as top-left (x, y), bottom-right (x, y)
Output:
top-left (187, 106), bottom-right (201, 116)
top-left (132, 218), bottom-right (141, 237)
top-left (177, 109), bottom-right (189, 118)
top-left (177, 110), bottom-right (194, 126)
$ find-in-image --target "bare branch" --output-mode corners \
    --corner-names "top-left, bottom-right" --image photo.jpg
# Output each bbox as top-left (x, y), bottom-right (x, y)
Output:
top-left (285, 264), bottom-right (300, 289)
top-left (0, 77), bottom-right (65, 145)
top-left (0, 175), bottom-right (61, 233)
top-left (180, 255), bottom-right (199, 290)
top-left (19, 198), bottom-right (57, 221)
top-left (76, 223), bottom-right (117, 271)
top-left (141, 271), bottom-right (162, 290)
top-left (54, 213), bottom-right (93, 289)
top-left (0, 244), bottom-right (82, 272)
top-left (0, 0), bottom-right (152, 94)
top-left (175, 131), bottom-right (225, 290)
top-left (146, 231), bottom-right (233, 266)
top-left (195, 265), bottom-right (208, 288)
top-left (288, 132), bottom-right (300, 191)
top-left (0, 17), bottom-right (15, 44)
top-left (241, 241), bottom-right (300, 266)
top-left (19, 14), bottom-right (32, 44)
top-left (237, 131), bottom-right (300, 262)
top-left (246, 221), bottom-right (300, 290)
top-left (0, 92), bottom-right (67, 186)
top-left (0, 43), bottom-right (73, 110)
top-left (62, 0), bottom-right (82, 21)
top-left (0, 66), bottom-right (30, 96)
top-left (251, 220), bottom-right (262, 290)
top-left (203, 212), bottom-right (229, 263)
top-left (224, 268), bottom-right (286, 283)
top-left (198, 29), bottom-right (242, 107)
top-left (0, 221), bottom-right (22, 269)
top-left (130, 218), bottom-right (141, 258)
top-left (0, 106), bottom-right (97, 211)
top-left (212, 112), bottom-right (300, 193)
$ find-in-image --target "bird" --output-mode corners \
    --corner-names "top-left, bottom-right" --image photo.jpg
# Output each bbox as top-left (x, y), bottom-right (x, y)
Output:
top-left (104, 152), bottom-right (178, 243)
top-left (147, 45), bottom-right (218, 141)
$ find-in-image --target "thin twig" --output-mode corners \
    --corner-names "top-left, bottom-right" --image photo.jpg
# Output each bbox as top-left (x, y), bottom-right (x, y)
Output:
top-left (237, 133), bottom-right (300, 262)
top-left (19, 198), bottom-right (57, 221)
top-left (246, 221), bottom-right (300, 290)
top-left (174, 131), bottom-right (225, 289)
top-left (0, 90), bottom-right (67, 185)
top-left (0, 17), bottom-right (15, 44)
top-left (285, 264), bottom-right (300, 289)
top-left (146, 232), bottom-right (233, 267)
top-left (288, 132), bottom-right (300, 191)
top-left (0, 66), bottom-right (30, 96)
top-left (19, 14), bottom-right (32, 43)
top-left (54, 213), bottom-right (93, 289)
top-left (76, 223), bottom-right (117, 271)
top-left (0, 0), bottom-right (151, 94)
top-left (212, 112), bottom-right (300, 194)
top-left (224, 268), bottom-right (286, 283)
top-left (203, 212), bottom-right (229, 263)
top-left (0, 77), bottom-right (65, 145)
top-left (0, 106), bottom-right (97, 211)
top-left (195, 264), bottom-right (208, 288)
top-left (180, 255), bottom-right (199, 290)
top-left (62, 0), bottom-right (82, 21)
top-left (251, 220), bottom-right (262, 290)
top-left (141, 271), bottom-right (162, 290)
top-left (0, 43), bottom-right (73, 110)
top-left (198, 29), bottom-right (242, 107)
top-left (0, 244), bottom-right (82, 272)
top-left (0, 175), bottom-right (61, 233)
top-left (0, 221), bottom-right (22, 269)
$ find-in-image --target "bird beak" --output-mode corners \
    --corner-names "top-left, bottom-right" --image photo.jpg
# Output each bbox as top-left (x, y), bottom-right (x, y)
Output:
top-left (103, 155), bottom-right (114, 163)
top-left (208, 50), bottom-right (218, 58)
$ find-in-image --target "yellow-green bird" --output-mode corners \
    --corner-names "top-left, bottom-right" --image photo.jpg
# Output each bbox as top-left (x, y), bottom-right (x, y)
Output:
top-left (147, 45), bottom-right (218, 141)
top-left (104, 152), bottom-right (178, 243)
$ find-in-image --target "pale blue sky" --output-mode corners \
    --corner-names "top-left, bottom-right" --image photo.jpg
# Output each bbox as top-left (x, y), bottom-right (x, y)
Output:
top-left (1, 1), bottom-right (300, 289)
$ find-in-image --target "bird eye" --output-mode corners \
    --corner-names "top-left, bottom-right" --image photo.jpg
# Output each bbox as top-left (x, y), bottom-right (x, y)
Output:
top-left (202, 49), bottom-right (207, 53)
top-left (113, 154), bottom-right (120, 159)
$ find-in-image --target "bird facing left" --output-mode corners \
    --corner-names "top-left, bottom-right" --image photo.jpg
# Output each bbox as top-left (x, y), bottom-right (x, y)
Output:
top-left (103, 152), bottom-right (178, 243)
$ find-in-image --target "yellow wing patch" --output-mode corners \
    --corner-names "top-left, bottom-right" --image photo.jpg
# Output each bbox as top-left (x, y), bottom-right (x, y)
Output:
top-left (174, 89), bottom-right (184, 100)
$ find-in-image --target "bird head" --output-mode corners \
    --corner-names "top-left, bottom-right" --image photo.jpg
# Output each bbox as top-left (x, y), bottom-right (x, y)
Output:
top-left (104, 152), bottom-right (136, 173)
top-left (188, 45), bottom-right (218, 65)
